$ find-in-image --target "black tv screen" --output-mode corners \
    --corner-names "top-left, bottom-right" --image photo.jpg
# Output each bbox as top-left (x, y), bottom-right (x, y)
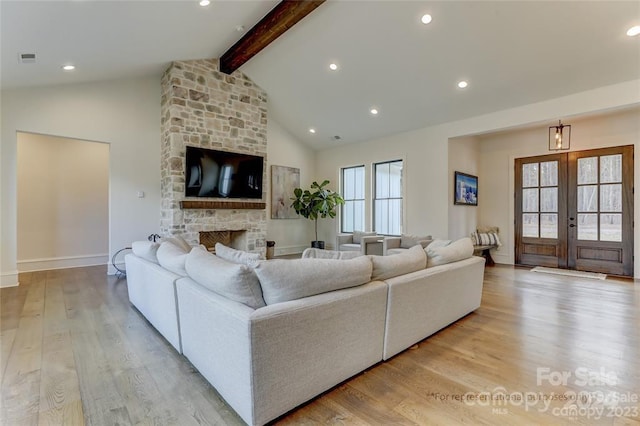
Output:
top-left (185, 146), bottom-right (264, 199)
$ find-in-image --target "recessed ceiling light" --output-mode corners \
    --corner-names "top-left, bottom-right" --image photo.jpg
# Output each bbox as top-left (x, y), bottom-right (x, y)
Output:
top-left (421, 14), bottom-right (432, 25)
top-left (309, 128), bottom-right (316, 134)
top-left (457, 80), bottom-right (468, 89)
top-left (199, 0), bottom-right (210, 6)
top-left (370, 108), bottom-right (379, 115)
top-left (627, 25), bottom-right (640, 37)
top-left (329, 63), bottom-right (338, 71)
top-left (62, 65), bottom-right (75, 71)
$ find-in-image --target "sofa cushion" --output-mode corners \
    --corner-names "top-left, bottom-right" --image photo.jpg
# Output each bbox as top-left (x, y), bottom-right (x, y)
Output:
top-left (352, 231), bottom-right (376, 244)
top-left (254, 256), bottom-right (373, 305)
top-left (426, 239), bottom-right (452, 249)
top-left (370, 245), bottom-right (427, 280)
top-left (427, 237), bottom-right (474, 267)
top-left (302, 248), bottom-right (362, 259)
top-left (215, 243), bottom-right (261, 266)
top-left (156, 241), bottom-right (190, 276)
top-left (162, 235), bottom-right (192, 252)
top-left (185, 248), bottom-right (265, 309)
top-left (131, 241), bottom-right (160, 264)
top-left (400, 234), bottom-right (432, 249)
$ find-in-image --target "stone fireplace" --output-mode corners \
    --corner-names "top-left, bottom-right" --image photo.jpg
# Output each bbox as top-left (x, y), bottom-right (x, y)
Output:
top-left (160, 59), bottom-right (268, 255)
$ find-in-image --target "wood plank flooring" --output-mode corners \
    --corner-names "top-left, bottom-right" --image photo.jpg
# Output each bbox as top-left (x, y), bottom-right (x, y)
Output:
top-left (1, 265), bottom-right (638, 425)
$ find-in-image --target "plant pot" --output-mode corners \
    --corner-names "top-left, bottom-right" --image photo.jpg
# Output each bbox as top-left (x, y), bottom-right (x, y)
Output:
top-left (311, 241), bottom-right (325, 249)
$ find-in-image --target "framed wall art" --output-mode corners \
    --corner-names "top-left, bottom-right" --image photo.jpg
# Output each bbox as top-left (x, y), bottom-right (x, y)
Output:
top-left (454, 171), bottom-right (478, 206)
top-left (271, 165), bottom-right (300, 219)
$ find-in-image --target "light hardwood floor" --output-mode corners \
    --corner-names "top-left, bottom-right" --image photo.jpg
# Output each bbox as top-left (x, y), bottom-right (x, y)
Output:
top-left (1, 265), bottom-right (638, 425)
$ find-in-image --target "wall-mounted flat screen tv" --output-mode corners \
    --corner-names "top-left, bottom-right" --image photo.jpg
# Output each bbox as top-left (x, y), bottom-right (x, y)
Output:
top-left (185, 146), bottom-right (264, 199)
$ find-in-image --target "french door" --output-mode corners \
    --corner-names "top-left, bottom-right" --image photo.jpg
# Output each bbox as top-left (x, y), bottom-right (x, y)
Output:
top-left (515, 146), bottom-right (633, 276)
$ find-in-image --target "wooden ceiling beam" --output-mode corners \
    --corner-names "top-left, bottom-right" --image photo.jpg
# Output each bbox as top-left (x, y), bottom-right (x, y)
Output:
top-left (219, 0), bottom-right (326, 75)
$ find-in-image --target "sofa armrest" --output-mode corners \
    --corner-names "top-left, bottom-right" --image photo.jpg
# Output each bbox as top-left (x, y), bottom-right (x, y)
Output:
top-left (336, 233), bottom-right (354, 247)
top-left (360, 235), bottom-right (383, 255)
top-left (384, 237), bottom-right (401, 249)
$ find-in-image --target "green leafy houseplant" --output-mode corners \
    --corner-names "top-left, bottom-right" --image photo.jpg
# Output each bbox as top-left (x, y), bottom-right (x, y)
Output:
top-left (290, 180), bottom-right (345, 248)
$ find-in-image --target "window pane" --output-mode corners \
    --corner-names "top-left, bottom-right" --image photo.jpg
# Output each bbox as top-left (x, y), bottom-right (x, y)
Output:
top-left (343, 168), bottom-right (355, 199)
top-left (375, 200), bottom-right (388, 234)
top-left (577, 185), bottom-right (598, 212)
top-left (522, 214), bottom-right (539, 238)
top-left (522, 163), bottom-right (538, 188)
top-left (577, 214), bottom-right (598, 240)
top-left (540, 214), bottom-right (558, 239)
top-left (354, 200), bottom-right (365, 232)
top-left (540, 161), bottom-right (558, 187)
top-left (578, 157), bottom-right (598, 184)
top-left (354, 167), bottom-right (365, 199)
top-left (600, 184), bottom-right (622, 212)
top-left (522, 188), bottom-right (538, 212)
top-left (540, 187), bottom-right (557, 212)
top-left (389, 199), bottom-right (402, 235)
top-left (600, 154), bottom-right (622, 183)
top-left (376, 163), bottom-right (390, 198)
top-left (389, 162), bottom-right (403, 198)
top-left (343, 201), bottom-right (354, 233)
top-left (600, 214), bottom-right (622, 242)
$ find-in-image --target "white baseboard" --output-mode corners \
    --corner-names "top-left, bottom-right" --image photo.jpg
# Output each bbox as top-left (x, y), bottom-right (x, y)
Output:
top-left (1, 271), bottom-right (19, 288)
top-left (17, 254), bottom-right (109, 273)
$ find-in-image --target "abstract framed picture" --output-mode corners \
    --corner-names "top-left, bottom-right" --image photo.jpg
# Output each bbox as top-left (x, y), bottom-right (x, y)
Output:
top-left (454, 171), bottom-right (478, 206)
top-left (271, 165), bottom-right (300, 219)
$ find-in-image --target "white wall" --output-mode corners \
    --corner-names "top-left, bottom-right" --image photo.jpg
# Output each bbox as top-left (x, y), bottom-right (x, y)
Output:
top-left (17, 133), bottom-right (109, 271)
top-left (448, 136), bottom-right (480, 240)
top-left (266, 119), bottom-right (316, 255)
top-left (315, 80), bottom-right (640, 262)
top-left (316, 128), bottom-right (447, 247)
top-left (479, 107), bottom-right (640, 268)
top-left (1, 76), bottom-right (162, 286)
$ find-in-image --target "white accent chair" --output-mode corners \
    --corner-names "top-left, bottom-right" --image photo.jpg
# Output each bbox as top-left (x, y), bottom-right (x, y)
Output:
top-left (383, 234), bottom-right (432, 256)
top-left (336, 231), bottom-right (383, 255)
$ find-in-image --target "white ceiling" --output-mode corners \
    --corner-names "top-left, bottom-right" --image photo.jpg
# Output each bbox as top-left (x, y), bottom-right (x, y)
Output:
top-left (2, 1), bottom-right (639, 150)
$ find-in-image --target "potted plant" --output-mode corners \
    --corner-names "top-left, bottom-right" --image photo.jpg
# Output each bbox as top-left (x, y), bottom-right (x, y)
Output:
top-left (290, 180), bottom-right (344, 249)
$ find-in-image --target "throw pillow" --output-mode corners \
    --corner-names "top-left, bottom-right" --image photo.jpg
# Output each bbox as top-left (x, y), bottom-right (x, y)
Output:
top-left (471, 231), bottom-right (502, 247)
top-left (302, 248), bottom-right (362, 260)
top-left (185, 248), bottom-right (265, 309)
top-left (215, 243), bottom-right (261, 266)
top-left (162, 235), bottom-right (192, 252)
top-left (370, 245), bottom-right (427, 280)
top-left (400, 234), bottom-right (432, 249)
top-left (254, 256), bottom-right (373, 305)
top-left (427, 237), bottom-right (474, 267)
top-left (131, 241), bottom-right (160, 264)
top-left (156, 241), bottom-right (189, 276)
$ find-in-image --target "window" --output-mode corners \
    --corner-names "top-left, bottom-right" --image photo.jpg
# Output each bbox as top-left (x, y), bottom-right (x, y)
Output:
top-left (341, 165), bottom-right (365, 233)
top-left (374, 160), bottom-right (403, 235)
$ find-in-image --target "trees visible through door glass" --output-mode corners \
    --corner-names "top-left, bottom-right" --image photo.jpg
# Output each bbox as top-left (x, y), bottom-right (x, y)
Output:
top-left (522, 163), bottom-right (538, 187)
top-left (578, 157), bottom-right (598, 185)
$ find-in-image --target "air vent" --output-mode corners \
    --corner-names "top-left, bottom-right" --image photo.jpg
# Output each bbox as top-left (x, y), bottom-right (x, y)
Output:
top-left (18, 53), bottom-right (36, 64)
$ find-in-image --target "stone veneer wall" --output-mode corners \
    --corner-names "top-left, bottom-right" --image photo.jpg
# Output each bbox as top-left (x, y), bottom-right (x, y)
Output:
top-left (160, 59), bottom-right (268, 255)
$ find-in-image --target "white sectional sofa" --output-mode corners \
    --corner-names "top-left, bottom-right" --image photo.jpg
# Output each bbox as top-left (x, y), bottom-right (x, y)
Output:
top-left (125, 237), bottom-right (485, 426)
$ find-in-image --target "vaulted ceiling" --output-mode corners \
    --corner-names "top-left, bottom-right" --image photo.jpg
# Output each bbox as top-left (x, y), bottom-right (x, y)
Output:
top-left (2, 1), bottom-right (639, 149)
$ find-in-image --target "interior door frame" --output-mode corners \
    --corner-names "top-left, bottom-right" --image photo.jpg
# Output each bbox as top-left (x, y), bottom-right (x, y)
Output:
top-left (567, 145), bottom-right (634, 276)
top-left (515, 145), bottom-right (634, 277)
top-left (515, 153), bottom-right (568, 268)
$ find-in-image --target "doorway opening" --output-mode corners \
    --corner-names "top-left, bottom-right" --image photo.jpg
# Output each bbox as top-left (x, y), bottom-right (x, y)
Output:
top-left (17, 132), bottom-right (110, 272)
top-left (515, 145), bottom-right (633, 277)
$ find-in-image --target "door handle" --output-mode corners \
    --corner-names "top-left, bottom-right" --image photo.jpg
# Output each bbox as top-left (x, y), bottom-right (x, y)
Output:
top-left (569, 224), bottom-right (576, 228)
